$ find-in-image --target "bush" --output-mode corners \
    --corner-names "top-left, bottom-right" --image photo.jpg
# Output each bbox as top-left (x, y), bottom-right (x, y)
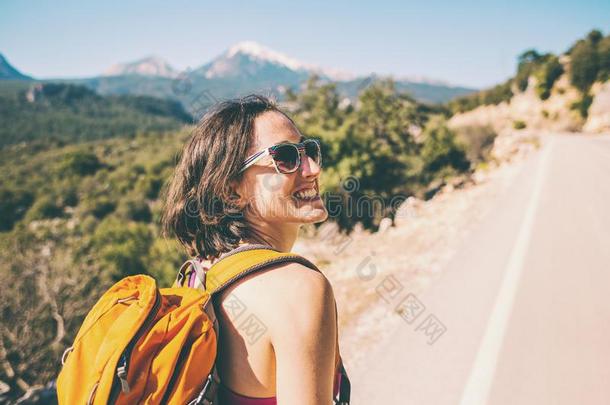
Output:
top-left (26, 194), bottom-right (64, 221)
top-left (516, 49), bottom-right (543, 92)
top-left (454, 125), bottom-right (498, 164)
top-left (571, 40), bottom-right (599, 93)
top-left (0, 234), bottom-right (109, 401)
top-left (135, 176), bottom-right (164, 199)
top-left (570, 93), bottom-right (594, 118)
top-left (116, 198), bottom-right (152, 222)
top-left (598, 35), bottom-right (610, 81)
top-left (448, 80), bottom-right (513, 114)
top-left (420, 118), bottom-right (470, 183)
top-left (0, 187), bottom-right (34, 231)
top-left (91, 218), bottom-right (153, 280)
top-left (513, 120), bottom-right (527, 130)
top-left (57, 151), bottom-right (104, 176)
top-left (569, 30), bottom-right (607, 93)
top-left (83, 196), bottom-right (116, 219)
top-left (148, 238), bottom-right (188, 288)
top-left (535, 56), bottom-right (564, 100)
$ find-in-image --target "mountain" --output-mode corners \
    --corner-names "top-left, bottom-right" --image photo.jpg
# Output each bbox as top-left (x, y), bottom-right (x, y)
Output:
top-left (0, 53), bottom-right (32, 80)
top-left (103, 56), bottom-right (177, 78)
top-left (0, 42), bottom-right (476, 111)
top-left (195, 41), bottom-right (354, 81)
top-left (81, 42), bottom-right (475, 109)
top-left (334, 74), bottom-right (477, 105)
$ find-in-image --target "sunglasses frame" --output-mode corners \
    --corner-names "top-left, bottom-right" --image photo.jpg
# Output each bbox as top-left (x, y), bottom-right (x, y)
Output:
top-left (238, 138), bottom-right (322, 174)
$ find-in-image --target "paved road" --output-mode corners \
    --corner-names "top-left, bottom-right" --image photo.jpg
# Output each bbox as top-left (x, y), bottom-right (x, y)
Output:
top-left (350, 133), bottom-right (610, 404)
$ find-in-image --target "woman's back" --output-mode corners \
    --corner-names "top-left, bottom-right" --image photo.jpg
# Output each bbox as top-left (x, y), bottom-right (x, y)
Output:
top-left (212, 260), bottom-right (339, 404)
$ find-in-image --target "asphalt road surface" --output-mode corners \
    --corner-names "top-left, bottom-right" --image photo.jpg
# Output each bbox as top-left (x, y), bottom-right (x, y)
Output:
top-left (350, 133), bottom-right (610, 404)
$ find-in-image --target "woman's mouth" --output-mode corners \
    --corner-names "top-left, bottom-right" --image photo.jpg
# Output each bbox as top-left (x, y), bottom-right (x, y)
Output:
top-left (292, 186), bottom-right (321, 201)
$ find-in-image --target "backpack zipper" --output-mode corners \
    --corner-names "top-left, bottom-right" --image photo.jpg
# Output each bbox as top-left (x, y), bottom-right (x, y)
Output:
top-left (108, 289), bottom-right (161, 404)
top-left (158, 293), bottom-right (213, 404)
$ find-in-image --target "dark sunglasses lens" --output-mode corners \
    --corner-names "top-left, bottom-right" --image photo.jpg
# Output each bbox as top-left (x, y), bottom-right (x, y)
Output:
top-left (273, 144), bottom-right (299, 173)
top-left (304, 140), bottom-right (321, 166)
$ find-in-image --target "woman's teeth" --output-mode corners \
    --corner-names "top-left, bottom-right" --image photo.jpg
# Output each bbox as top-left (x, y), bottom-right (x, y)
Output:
top-left (294, 188), bottom-right (319, 200)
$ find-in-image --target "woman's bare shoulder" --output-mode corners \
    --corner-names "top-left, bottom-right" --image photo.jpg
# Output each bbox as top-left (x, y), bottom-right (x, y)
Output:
top-left (216, 260), bottom-right (334, 301)
top-left (215, 261), bottom-right (336, 330)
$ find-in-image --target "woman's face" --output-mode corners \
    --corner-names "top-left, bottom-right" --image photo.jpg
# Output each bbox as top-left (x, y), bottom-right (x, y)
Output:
top-left (234, 110), bottom-right (328, 227)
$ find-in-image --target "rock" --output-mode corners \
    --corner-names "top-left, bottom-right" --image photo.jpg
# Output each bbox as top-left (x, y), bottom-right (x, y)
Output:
top-left (584, 81), bottom-right (610, 133)
top-left (394, 196), bottom-right (421, 227)
top-left (377, 217), bottom-right (392, 233)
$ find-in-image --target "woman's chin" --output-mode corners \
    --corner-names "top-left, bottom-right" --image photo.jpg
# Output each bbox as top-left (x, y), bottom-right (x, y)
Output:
top-left (293, 203), bottom-right (328, 223)
top-left (273, 194), bottom-right (328, 223)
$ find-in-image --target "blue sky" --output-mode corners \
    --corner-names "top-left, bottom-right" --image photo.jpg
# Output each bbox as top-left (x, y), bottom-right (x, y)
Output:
top-left (1, 0), bottom-right (609, 88)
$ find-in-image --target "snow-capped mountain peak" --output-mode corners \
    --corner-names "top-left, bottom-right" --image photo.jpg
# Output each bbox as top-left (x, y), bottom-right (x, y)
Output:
top-left (103, 56), bottom-right (177, 78)
top-left (201, 41), bottom-right (355, 81)
top-left (226, 41), bottom-right (309, 71)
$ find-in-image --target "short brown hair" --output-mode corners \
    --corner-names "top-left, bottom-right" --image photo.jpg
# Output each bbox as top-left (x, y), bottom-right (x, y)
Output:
top-left (161, 94), bottom-right (292, 260)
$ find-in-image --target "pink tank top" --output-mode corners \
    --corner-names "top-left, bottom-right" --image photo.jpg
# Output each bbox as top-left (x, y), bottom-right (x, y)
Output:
top-left (217, 370), bottom-right (342, 404)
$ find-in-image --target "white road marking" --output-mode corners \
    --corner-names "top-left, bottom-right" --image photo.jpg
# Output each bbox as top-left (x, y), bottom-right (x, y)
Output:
top-left (458, 138), bottom-right (555, 405)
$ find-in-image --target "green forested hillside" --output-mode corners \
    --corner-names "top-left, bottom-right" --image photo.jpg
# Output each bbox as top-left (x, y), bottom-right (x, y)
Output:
top-left (0, 81), bottom-right (192, 147)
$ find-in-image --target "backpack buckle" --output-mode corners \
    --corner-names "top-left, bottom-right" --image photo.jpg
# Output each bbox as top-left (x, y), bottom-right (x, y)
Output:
top-left (188, 367), bottom-right (220, 405)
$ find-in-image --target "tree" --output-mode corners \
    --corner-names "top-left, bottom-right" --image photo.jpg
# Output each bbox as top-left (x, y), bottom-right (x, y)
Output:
top-left (0, 230), bottom-right (109, 401)
top-left (91, 218), bottom-right (154, 280)
top-left (535, 56), bottom-right (564, 100)
top-left (0, 187), bottom-right (33, 231)
top-left (516, 49), bottom-right (544, 91)
top-left (420, 117), bottom-right (470, 184)
top-left (571, 40), bottom-right (599, 93)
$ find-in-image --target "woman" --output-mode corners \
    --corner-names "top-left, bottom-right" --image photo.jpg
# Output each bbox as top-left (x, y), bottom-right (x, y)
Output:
top-left (162, 95), bottom-right (344, 404)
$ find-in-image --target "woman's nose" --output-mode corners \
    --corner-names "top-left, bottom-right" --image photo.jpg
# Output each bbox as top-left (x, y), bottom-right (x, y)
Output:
top-left (300, 153), bottom-right (321, 177)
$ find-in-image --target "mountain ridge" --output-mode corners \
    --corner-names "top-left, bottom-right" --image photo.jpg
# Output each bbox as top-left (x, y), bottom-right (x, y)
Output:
top-left (0, 53), bottom-right (32, 80)
top-left (0, 41), bottom-right (477, 106)
top-left (103, 55), bottom-right (177, 78)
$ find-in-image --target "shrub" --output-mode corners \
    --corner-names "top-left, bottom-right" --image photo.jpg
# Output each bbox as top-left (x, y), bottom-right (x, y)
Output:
top-left (26, 194), bottom-right (64, 221)
top-left (116, 198), bottom-right (152, 222)
top-left (420, 118), bottom-right (470, 183)
top-left (454, 125), bottom-right (498, 164)
top-left (535, 56), bottom-right (564, 100)
top-left (91, 218), bottom-right (153, 280)
top-left (448, 80), bottom-right (513, 114)
top-left (83, 196), bottom-right (116, 219)
top-left (0, 187), bottom-right (34, 231)
top-left (598, 35), bottom-right (610, 81)
top-left (513, 120), bottom-right (527, 130)
top-left (57, 151), bottom-right (104, 176)
top-left (134, 176), bottom-right (164, 199)
top-left (569, 30), bottom-right (605, 93)
top-left (570, 93), bottom-right (594, 118)
top-left (515, 49), bottom-right (543, 92)
top-left (148, 238), bottom-right (188, 288)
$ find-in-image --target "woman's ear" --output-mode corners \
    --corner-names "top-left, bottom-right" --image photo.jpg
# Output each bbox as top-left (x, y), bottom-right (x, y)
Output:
top-left (228, 180), bottom-right (247, 209)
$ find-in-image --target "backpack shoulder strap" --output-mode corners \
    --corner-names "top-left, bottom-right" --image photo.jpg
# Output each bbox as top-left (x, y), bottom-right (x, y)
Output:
top-left (205, 246), bottom-right (320, 296)
top-left (174, 244), bottom-right (321, 295)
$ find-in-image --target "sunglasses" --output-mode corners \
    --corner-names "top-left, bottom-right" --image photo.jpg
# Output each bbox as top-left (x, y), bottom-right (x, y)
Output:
top-left (239, 138), bottom-right (322, 174)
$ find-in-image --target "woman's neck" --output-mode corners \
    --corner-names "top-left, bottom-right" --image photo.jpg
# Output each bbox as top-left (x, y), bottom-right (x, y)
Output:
top-left (242, 222), bottom-right (299, 253)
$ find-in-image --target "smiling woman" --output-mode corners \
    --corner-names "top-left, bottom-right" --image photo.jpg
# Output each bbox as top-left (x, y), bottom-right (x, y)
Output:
top-left (161, 95), bottom-right (349, 404)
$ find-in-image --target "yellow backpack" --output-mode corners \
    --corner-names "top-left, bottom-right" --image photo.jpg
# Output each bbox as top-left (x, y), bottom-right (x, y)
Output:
top-left (56, 244), bottom-right (351, 404)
